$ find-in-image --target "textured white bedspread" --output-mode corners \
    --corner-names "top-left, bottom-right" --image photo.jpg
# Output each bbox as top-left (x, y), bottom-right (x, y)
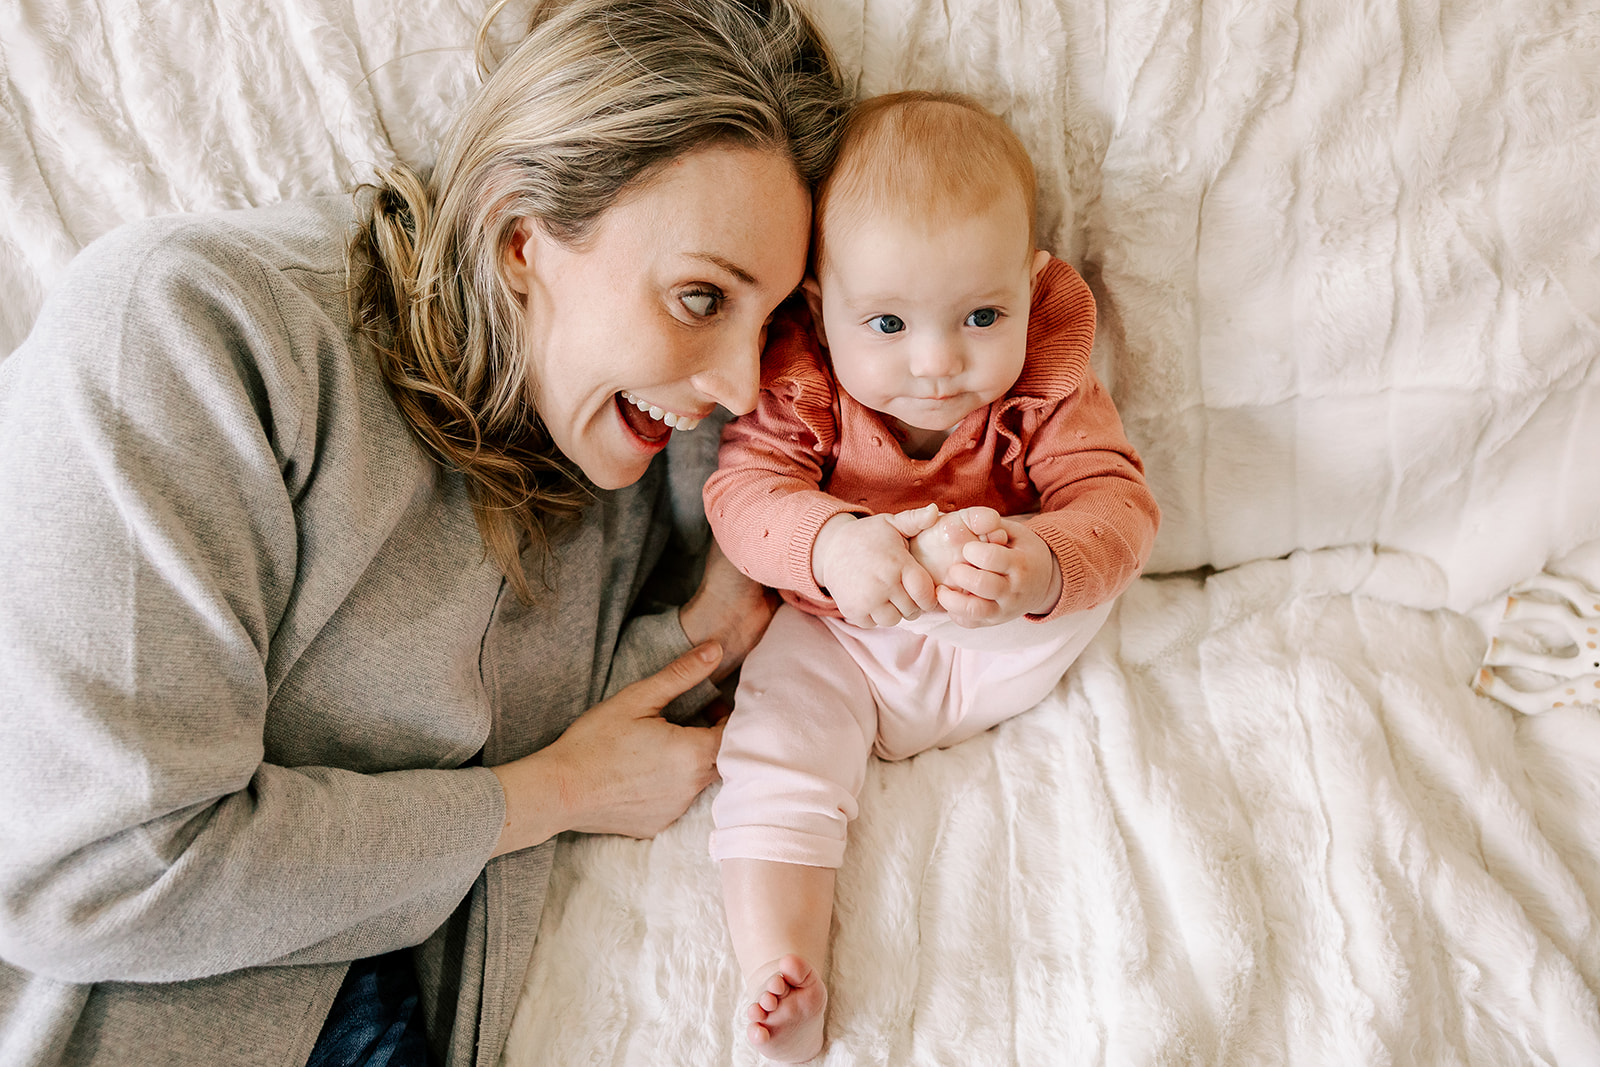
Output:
top-left (507, 549), bottom-right (1600, 1065)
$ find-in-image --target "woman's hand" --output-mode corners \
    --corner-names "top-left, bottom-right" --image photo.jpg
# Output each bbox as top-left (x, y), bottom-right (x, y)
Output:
top-left (811, 509), bottom-right (941, 628)
top-left (679, 543), bottom-right (779, 683)
top-left (936, 512), bottom-right (1063, 627)
top-left (488, 643), bottom-right (727, 857)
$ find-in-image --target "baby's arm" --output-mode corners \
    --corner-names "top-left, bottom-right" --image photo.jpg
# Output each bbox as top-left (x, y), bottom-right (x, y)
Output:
top-left (812, 508), bottom-right (942, 628)
top-left (997, 367), bottom-right (1160, 621)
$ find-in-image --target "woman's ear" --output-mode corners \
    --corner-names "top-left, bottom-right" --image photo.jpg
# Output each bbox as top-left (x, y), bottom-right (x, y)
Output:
top-left (503, 219), bottom-right (538, 296)
top-left (801, 276), bottom-right (828, 347)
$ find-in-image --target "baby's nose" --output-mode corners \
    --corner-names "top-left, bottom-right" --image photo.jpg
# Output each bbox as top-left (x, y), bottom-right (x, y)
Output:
top-left (912, 339), bottom-right (962, 378)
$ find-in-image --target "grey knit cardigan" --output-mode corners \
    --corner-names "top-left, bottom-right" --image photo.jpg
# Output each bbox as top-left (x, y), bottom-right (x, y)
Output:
top-left (0, 197), bottom-right (718, 1066)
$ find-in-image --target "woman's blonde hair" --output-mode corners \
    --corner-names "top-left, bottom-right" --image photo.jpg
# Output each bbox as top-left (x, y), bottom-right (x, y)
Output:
top-left (350, 0), bottom-right (846, 599)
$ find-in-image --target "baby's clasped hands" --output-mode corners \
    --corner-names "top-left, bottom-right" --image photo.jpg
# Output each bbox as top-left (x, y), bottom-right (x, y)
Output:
top-left (922, 506), bottom-right (1062, 626)
top-left (812, 504), bottom-right (1062, 629)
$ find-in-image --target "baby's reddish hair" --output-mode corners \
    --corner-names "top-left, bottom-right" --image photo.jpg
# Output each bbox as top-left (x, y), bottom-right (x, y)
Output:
top-left (812, 90), bottom-right (1038, 273)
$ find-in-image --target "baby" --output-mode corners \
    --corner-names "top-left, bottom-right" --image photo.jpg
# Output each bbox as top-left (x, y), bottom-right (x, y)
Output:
top-left (703, 90), bottom-right (1160, 1061)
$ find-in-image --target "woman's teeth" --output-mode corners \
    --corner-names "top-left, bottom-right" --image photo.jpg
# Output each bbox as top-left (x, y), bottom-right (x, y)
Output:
top-left (620, 391), bottom-right (701, 431)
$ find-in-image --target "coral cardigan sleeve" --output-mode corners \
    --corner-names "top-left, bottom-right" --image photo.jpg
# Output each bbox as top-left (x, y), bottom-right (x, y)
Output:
top-left (703, 307), bottom-right (865, 607)
top-left (1020, 365), bottom-right (1161, 619)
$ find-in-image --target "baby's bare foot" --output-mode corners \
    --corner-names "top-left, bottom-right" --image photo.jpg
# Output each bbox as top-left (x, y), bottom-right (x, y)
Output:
top-left (909, 508), bottom-right (1005, 586)
top-left (744, 955), bottom-right (827, 1062)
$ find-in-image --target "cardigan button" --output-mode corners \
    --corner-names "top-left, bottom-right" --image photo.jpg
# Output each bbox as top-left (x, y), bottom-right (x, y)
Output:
top-left (872, 435), bottom-right (883, 447)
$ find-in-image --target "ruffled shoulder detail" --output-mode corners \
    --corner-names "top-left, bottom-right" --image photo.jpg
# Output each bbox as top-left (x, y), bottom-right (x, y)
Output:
top-left (1011, 256), bottom-right (1097, 401)
top-left (759, 298), bottom-right (839, 455)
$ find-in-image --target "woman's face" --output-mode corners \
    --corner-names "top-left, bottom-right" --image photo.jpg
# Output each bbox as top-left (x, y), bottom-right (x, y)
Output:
top-left (504, 145), bottom-right (811, 490)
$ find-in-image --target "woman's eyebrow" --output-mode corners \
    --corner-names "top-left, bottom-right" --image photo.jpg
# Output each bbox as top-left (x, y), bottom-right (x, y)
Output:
top-left (686, 251), bottom-right (757, 287)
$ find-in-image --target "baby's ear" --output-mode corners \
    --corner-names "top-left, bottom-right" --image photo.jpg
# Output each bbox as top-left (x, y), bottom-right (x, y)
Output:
top-left (801, 276), bottom-right (828, 346)
top-left (1029, 248), bottom-right (1052, 287)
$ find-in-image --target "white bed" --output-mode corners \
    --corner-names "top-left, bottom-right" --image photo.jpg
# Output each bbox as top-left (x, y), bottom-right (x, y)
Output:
top-left (4, 1), bottom-right (1599, 1063)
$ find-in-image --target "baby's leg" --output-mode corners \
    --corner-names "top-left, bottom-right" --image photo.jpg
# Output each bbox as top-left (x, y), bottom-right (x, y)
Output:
top-left (721, 859), bottom-right (834, 1062)
top-left (826, 600), bottom-right (1116, 759)
top-left (712, 606), bottom-right (878, 1061)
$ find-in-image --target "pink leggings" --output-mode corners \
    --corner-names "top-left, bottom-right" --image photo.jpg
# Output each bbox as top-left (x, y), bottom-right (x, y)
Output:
top-left (710, 601), bottom-right (1113, 868)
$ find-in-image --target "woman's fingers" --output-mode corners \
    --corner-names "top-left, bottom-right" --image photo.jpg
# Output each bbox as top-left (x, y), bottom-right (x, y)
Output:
top-left (618, 641), bottom-right (723, 714)
top-left (490, 643), bottom-right (729, 852)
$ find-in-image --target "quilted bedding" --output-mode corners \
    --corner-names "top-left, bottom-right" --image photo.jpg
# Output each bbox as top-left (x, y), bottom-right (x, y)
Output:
top-left (3, 0), bottom-right (1598, 1063)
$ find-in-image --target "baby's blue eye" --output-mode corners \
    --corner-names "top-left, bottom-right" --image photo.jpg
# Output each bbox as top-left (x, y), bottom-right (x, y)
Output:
top-left (868, 314), bottom-right (905, 335)
top-left (966, 308), bottom-right (999, 328)
top-left (680, 290), bottom-right (721, 317)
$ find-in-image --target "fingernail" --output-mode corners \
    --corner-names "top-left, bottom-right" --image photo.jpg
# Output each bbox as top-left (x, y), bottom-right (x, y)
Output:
top-left (698, 642), bottom-right (722, 663)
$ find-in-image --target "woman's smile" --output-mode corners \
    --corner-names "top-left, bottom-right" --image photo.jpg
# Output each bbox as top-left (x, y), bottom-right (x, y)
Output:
top-left (617, 390), bottom-right (706, 433)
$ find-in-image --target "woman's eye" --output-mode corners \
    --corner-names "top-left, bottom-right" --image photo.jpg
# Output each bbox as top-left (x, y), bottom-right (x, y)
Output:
top-left (680, 290), bottom-right (722, 318)
top-left (867, 314), bottom-right (905, 335)
top-left (966, 307), bottom-right (999, 328)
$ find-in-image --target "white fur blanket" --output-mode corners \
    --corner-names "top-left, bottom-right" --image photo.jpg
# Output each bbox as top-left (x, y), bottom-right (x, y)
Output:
top-left (2, 0), bottom-right (1598, 1063)
top-left (509, 548), bottom-right (1600, 1064)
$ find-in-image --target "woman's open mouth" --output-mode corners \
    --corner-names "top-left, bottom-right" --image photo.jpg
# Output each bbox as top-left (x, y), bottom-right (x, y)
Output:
top-left (615, 391), bottom-right (703, 446)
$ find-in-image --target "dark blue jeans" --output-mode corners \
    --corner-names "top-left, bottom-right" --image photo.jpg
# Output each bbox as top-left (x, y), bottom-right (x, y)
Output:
top-left (305, 950), bottom-right (433, 1067)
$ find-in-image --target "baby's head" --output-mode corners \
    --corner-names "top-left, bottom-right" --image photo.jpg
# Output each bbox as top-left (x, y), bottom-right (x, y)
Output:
top-left (805, 90), bottom-right (1051, 435)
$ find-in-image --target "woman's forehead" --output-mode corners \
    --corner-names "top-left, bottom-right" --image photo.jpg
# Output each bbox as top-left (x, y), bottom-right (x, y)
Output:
top-left (591, 145), bottom-right (810, 280)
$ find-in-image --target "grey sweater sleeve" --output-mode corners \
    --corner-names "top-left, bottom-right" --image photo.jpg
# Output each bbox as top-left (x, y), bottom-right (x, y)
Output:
top-left (0, 218), bottom-right (504, 984)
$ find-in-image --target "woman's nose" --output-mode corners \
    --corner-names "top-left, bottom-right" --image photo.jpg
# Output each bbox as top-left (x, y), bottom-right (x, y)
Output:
top-left (694, 332), bottom-right (762, 416)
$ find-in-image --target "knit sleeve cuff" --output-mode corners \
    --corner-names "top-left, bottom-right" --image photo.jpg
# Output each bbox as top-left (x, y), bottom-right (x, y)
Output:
top-left (784, 494), bottom-right (869, 603)
top-left (1025, 517), bottom-right (1089, 621)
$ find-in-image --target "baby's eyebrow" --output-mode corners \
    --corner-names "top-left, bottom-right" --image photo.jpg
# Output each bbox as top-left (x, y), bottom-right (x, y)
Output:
top-left (685, 251), bottom-right (757, 287)
top-left (836, 292), bottom-right (901, 311)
